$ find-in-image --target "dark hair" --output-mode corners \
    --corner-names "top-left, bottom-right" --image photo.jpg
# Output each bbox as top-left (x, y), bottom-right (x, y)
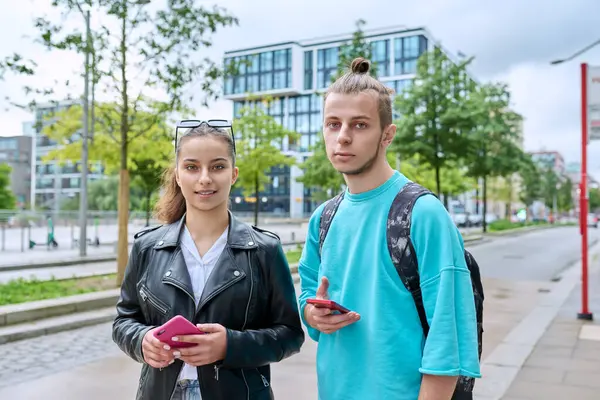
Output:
top-left (324, 57), bottom-right (395, 128)
top-left (154, 124), bottom-right (236, 224)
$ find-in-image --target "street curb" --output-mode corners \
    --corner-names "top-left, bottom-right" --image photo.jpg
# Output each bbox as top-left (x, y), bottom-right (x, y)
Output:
top-left (473, 239), bottom-right (600, 400)
top-left (0, 289), bottom-right (120, 327)
top-left (0, 254), bottom-right (117, 272)
top-left (485, 223), bottom-right (572, 238)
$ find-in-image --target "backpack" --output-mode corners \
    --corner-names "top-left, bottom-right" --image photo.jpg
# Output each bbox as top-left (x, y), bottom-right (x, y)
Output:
top-left (318, 181), bottom-right (484, 400)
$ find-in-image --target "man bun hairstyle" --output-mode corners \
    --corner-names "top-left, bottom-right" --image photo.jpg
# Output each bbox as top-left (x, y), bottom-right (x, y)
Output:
top-left (325, 57), bottom-right (394, 128)
top-left (350, 57), bottom-right (371, 74)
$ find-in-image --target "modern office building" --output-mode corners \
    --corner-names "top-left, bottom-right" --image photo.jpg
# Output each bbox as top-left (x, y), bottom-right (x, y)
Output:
top-left (530, 151), bottom-right (566, 176)
top-left (0, 135), bottom-right (32, 209)
top-left (223, 25), bottom-right (447, 218)
top-left (31, 100), bottom-right (105, 211)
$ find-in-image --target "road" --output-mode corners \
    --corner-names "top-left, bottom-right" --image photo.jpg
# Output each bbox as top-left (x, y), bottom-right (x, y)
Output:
top-left (0, 227), bottom-right (595, 399)
top-left (468, 226), bottom-right (600, 281)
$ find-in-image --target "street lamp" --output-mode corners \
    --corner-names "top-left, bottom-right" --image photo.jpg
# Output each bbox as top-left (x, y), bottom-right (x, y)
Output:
top-left (550, 38), bottom-right (600, 65)
top-left (550, 40), bottom-right (599, 321)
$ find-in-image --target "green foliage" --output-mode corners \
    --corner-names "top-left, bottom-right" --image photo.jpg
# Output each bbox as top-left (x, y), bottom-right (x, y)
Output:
top-left (590, 188), bottom-right (600, 212)
top-left (0, 53), bottom-right (36, 81)
top-left (333, 19), bottom-right (376, 80)
top-left (0, 164), bottom-right (17, 210)
top-left (389, 153), bottom-right (476, 196)
top-left (392, 47), bottom-right (474, 197)
top-left (41, 101), bottom-right (173, 173)
top-left (59, 176), bottom-right (158, 213)
top-left (488, 219), bottom-right (549, 232)
top-left (518, 155), bottom-right (543, 208)
top-left (297, 136), bottom-right (345, 201)
top-left (234, 98), bottom-right (300, 225)
top-left (447, 82), bottom-right (524, 180)
top-left (540, 167), bottom-right (560, 209)
top-left (556, 177), bottom-right (574, 212)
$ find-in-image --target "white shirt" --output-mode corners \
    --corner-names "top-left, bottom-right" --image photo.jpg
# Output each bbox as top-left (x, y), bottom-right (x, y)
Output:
top-left (177, 225), bottom-right (228, 384)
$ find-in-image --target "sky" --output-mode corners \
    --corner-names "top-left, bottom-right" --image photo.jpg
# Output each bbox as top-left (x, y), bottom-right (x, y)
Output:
top-left (1, 0), bottom-right (600, 177)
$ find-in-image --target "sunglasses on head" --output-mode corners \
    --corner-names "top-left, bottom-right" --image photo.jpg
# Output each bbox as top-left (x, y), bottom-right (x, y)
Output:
top-left (175, 119), bottom-right (236, 154)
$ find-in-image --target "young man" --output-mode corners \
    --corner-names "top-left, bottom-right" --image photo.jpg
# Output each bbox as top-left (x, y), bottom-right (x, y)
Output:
top-left (298, 57), bottom-right (481, 400)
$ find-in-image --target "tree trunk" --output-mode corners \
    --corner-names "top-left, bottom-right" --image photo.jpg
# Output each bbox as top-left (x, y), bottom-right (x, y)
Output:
top-left (116, 10), bottom-right (130, 287)
top-left (482, 175), bottom-right (488, 233)
top-left (253, 173), bottom-right (259, 226)
top-left (442, 191), bottom-right (449, 210)
top-left (475, 186), bottom-right (480, 215)
top-left (145, 190), bottom-right (151, 227)
top-left (435, 164), bottom-right (441, 198)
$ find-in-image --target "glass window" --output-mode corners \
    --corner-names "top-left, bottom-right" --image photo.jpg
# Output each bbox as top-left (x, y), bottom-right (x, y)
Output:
top-left (248, 55), bottom-right (259, 73)
top-left (247, 75), bottom-right (259, 93)
top-left (317, 47), bottom-right (339, 88)
top-left (394, 35), bottom-right (425, 75)
top-left (371, 39), bottom-right (389, 76)
top-left (297, 96), bottom-right (310, 113)
top-left (300, 134), bottom-right (310, 152)
top-left (260, 52), bottom-right (273, 72)
top-left (274, 50), bottom-right (287, 69)
top-left (273, 71), bottom-right (286, 89)
top-left (296, 114), bottom-right (309, 133)
top-left (260, 73), bottom-right (272, 91)
top-left (403, 36), bottom-right (419, 58)
top-left (304, 50), bottom-right (313, 90)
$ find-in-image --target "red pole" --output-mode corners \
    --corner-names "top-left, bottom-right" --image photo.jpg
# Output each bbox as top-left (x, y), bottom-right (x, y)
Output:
top-left (578, 62), bottom-right (593, 321)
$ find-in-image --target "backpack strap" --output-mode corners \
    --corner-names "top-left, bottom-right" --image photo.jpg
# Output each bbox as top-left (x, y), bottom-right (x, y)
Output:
top-left (386, 182), bottom-right (434, 335)
top-left (318, 191), bottom-right (345, 256)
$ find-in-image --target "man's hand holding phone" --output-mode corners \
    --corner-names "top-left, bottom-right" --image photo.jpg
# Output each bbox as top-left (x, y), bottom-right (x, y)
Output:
top-left (305, 276), bottom-right (360, 334)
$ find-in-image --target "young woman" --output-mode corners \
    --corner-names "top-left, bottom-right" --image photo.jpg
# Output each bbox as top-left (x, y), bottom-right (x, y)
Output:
top-left (112, 121), bottom-right (305, 400)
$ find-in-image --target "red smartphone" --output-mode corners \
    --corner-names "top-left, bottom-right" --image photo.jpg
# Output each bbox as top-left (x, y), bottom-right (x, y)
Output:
top-left (153, 315), bottom-right (204, 348)
top-left (307, 298), bottom-right (351, 314)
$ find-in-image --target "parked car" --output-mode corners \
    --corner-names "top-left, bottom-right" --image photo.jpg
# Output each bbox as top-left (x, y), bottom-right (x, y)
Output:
top-left (588, 213), bottom-right (599, 228)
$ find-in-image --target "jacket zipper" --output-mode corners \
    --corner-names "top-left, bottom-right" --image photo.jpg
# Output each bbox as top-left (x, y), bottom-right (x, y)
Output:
top-left (139, 287), bottom-right (168, 315)
top-left (212, 272), bottom-right (247, 384)
top-left (237, 251), bottom-right (255, 400)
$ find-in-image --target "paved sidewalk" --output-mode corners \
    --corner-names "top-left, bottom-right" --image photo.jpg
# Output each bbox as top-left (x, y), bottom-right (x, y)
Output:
top-left (502, 269), bottom-right (600, 399)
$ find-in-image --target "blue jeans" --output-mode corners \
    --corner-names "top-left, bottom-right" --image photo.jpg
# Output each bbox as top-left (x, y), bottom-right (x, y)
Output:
top-left (172, 379), bottom-right (201, 400)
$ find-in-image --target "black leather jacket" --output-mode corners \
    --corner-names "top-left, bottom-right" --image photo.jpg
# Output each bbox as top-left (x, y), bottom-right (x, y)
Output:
top-left (112, 213), bottom-right (304, 400)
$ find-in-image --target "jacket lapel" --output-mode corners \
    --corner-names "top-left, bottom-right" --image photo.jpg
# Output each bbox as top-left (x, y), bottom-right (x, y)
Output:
top-left (154, 217), bottom-right (196, 303)
top-left (197, 212), bottom-right (258, 311)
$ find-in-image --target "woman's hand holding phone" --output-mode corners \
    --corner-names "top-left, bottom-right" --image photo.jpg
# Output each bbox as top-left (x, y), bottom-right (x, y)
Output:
top-left (171, 323), bottom-right (228, 367)
top-left (142, 327), bottom-right (176, 368)
top-left (305, 276), bottom-right (360, 334)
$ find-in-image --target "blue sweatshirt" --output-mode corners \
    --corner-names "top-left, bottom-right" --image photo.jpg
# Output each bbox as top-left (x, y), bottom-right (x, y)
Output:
top-left (298, 171), bottom-right (481, 400)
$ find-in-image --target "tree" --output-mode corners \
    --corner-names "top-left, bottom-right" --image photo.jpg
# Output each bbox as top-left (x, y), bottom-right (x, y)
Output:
top-left (589, 187), bottom-right (600, 212)
top-left (333, 19), bottom-right (376, 80)
top-left (541, 167), bottom-right (560, 211)
top-left (0, 164), bottom-right (17, 210)
top-left (392, 47), bottom-right (474, 205)
top-left (390, 153), bottom-right (476, 197)
top-left (234, 99), bottom-right (300, 225)
top-left (30, 0), bottom-right (239, 284)
top-left (557, 177), bottom-right (574, 212)
top-left (41, 100), bottom-right (173, 224)
top-left (518, 155), bottom-right (543, 217)
top-left (445, 82), bottom-right (523, 231)
top-left (296, 136), bottom-right (345, 202)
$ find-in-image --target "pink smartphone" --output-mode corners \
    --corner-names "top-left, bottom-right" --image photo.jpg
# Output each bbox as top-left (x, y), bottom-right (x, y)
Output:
top-left (153, 315), bottom-right (204, 348)
top-left (307, 298), bottom-right (351, 314)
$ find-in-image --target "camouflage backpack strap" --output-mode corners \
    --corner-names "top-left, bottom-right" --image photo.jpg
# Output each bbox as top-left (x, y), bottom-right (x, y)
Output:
top-left (386, 181), bottom-right (434, 334)
top-left (318, 191), bottom-right (345, 256)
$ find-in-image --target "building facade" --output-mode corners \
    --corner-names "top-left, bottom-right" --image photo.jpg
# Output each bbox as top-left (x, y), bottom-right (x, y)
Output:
top-left (530, 151), bottom-right (566, 176)
top-left (223, 26), bottom-right (437, 217)
top-left (31, 101), bottom-right (105, 211)
top-left (0, 135), bottom-right (32, 209)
